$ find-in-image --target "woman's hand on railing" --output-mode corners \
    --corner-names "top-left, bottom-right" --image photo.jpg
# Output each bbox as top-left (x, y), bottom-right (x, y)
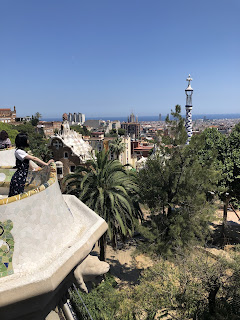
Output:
top-left (47, 159), bottom-right (54, 165)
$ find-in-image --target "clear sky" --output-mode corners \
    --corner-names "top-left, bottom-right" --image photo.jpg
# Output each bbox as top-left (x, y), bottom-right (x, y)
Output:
top-left (0, 0), bottom-right (239, 118)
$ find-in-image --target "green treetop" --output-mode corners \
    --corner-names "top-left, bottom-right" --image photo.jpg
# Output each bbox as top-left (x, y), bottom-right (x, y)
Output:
top-left (109, 137), bottom-right (126, 159)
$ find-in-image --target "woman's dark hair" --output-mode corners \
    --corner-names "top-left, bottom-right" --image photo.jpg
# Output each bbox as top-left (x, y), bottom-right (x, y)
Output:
top-left (15, 133), bottom-right (29, 149)
top-left (0, 130), bottom-right (9, 140)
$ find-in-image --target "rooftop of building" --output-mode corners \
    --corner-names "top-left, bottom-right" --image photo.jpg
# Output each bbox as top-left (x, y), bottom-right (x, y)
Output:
top-left (51, 121), bottom-right (93, 161)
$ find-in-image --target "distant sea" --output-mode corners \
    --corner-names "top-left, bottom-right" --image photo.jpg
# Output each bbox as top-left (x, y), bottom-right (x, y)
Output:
top-left (42, 114), bottom-right (240, 122)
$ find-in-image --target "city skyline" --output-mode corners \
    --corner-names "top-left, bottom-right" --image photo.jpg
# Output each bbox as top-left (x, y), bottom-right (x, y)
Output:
top-left (0, 0), bottom-right (239, 118)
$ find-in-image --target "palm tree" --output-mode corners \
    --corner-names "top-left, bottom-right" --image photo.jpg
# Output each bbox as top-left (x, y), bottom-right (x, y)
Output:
top-left (64, 150), bottom-right (142, 261)
top-left (109, 137), bottom-right (126, 159)
top-left (35, 112), bottom-right (42, 120)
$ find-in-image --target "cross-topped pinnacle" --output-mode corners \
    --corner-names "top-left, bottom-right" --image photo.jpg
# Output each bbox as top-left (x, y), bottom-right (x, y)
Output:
top-left (186, 74), bottom-right (192, 86)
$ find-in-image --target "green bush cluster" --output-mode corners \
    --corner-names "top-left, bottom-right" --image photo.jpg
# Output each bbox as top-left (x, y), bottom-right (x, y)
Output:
top-left (0, 122), bottom-right (18, 145)
top-left (71, 250), bottom-right (240, 320)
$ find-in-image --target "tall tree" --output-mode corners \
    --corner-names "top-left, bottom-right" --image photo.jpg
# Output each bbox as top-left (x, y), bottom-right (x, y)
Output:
top-left (138, 106), bottom-right (218, 255)
top-left (199, 125), bottom-right (240, 245)
top-left (35, 112), bottom-right (42, 120)
top-left (163, 104), bottom-right (188, 146)
top-left (138, 141), bottom-right (218, 255)
top-left (64, 150), bottom-right (142, 261)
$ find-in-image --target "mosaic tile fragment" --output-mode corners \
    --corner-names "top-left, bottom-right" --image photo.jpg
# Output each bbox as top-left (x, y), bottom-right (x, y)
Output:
top-left (0, 220), bottom-right (14, 277)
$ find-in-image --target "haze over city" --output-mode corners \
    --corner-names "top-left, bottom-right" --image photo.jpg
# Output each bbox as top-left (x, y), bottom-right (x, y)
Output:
top-left (0, 0), bottom-right (239, 118)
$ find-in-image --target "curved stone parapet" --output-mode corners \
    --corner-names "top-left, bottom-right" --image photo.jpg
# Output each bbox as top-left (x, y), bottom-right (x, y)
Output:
top-left (0, 163), bottom-right (108, 318)
top-left (0, 148), bottom-right (15, 167)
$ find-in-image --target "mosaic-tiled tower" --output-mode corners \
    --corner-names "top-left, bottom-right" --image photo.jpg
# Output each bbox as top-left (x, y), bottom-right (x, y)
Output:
top-left (185, 74), bottom-right (193, 144)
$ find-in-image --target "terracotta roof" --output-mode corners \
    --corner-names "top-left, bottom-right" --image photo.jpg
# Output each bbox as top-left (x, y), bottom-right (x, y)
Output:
top-left (103, 137), bottom-right (115, 141)
top-left (134, 146), bottom-right (153, 150)
top-left (86, 137), bottom-right (104, 141)
top-left (0, 108), bottom-right (11, 111)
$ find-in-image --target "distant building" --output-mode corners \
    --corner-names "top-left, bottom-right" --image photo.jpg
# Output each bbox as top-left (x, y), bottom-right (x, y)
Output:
top-left (91, 132), bottom-right (105, 139)
top-left (128, 112), bottom-right (138, 123)
top-left (107, 136), bottom-right (136, 168)
top-left (121, 122), bottom-right (140, 139)
top-left (100, 120), bottom-right (121, 134)
top-left (84, 131), bottom-right (110, 153)
top-left (99, 120), bottom-right (111, 133)
top-left (15, 116), bottom-right (31, 122)
top-left (37, 121), bottom-right (62, 137)
top-left (0, 106), bottom-right (16, 123)
top-left (68, 112), bottom-right (85, 125)
top-left (112, 120), bottom-right (121, 130)
top-left (82, 119), bottom-right (121, 133)
top-left (84, 119), bottom-right (102, 130)
top-left (121, 113), bottom-right (141, 139)
top-left (49, 120), bottom-right (92, 177)
top-left (131, 141), bottom-right (154, 159)
top-left (217, 124), bottom-right (229, 135)
top-left (118, 136), bottom-right (136, 167)
top-left (83, 134), bottom-right (136, 168)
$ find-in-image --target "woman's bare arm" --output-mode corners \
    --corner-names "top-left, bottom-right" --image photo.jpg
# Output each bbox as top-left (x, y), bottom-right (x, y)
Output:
top-left (25, 154), bottom-right (54, 167)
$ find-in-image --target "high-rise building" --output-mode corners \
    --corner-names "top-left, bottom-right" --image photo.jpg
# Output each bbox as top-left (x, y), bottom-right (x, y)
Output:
top-left (67, 112), bottom-right (85, 125)
top-left (128, 112), bottom-right (138, 123)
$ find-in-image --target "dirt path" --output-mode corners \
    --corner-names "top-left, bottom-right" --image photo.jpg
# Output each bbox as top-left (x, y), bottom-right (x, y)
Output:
top-left (91, 209), bottom-right (240, 285)
top-left (92, 241), bottom-right (153, 285)
top-left (213, 208), bottom-right (240, 245)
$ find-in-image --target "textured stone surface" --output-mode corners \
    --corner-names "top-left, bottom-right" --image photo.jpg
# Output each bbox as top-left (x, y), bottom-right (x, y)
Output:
top-left (74, 255), bottom-right (110, 292)
top-left (0, 181), bottom-right (77, 274)
top-left (0, 149), bottom-right (15, 167)
top-left (0, 173), bottom-right (107, 308)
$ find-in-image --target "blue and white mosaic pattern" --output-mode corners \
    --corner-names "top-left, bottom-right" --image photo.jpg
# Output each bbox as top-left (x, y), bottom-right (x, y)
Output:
top-left (186, 106), bottom-right (192, 145)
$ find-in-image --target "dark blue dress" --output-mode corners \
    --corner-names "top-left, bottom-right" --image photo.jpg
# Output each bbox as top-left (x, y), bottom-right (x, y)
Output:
top-left (8, 154), bottom-right (29, 197)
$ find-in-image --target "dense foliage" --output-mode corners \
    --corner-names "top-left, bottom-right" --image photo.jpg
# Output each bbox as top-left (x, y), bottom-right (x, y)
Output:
top-left (138, 145), bottom-right (218, 256)
top-left (105, 128), bottom-right (126, 137)
top-left (71, 249), bottom-right (240, 320)
top-left (70, 125), bottom-right (91, 136)
top-left (67, 108), bottom-right (240, 319)
top-left (137, 106), bottom-right (218, 256)
top-left (117, 128), bottom-right (126, 136)
top-left (0, 122), bottom-right (18, 144)
top-left (71, 274), bottom-right (120, 320)
top-left (162, 104), bottom-right (188, 145)
top-left (196, 125), bottom-right (240, 244)
top-left (105, 129), bottom-right (118, 137)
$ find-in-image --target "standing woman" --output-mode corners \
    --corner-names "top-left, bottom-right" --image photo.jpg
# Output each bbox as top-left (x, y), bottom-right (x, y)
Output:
top-left (0, 130), bottom-right (12, 149)
top-left (8, 133), bottom-right (54, 197)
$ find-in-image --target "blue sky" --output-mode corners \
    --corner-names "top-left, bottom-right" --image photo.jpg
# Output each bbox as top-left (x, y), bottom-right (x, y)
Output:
top-left (0, 0), bottom-right (239, 118)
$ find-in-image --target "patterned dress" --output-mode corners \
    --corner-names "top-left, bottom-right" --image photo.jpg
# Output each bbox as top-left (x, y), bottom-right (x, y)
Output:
top-left (8, 150), bottom-right (29, 197)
